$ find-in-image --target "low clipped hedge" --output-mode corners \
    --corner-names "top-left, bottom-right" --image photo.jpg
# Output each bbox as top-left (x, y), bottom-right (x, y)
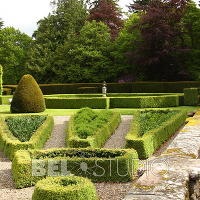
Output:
top-left (45, 97), bottom-right (107, 109)
top-left (67, 109), bottom-right (121, 148)
top-left (126, 110), bottom-right (187, 159)
top-left (110, 95), bottom-right (179, 108)
top-left (0, 116), bottom-right (54, 160)
top-left (32, 176), bottom-right (98, 200)
top-left (184, 88), bottom-right (199, 106)
top-left (12, 148), bottom-right (138, 188)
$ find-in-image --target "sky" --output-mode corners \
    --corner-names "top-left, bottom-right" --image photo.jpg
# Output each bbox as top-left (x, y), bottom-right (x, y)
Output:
top-left (0, 0), bottom-right (131, 36)
top-left (0, 0), bottom-right (198, 36)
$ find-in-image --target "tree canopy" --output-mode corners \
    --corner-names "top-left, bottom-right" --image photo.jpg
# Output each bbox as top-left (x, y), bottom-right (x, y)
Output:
top-left (88, 0), bottom-right (123, 38)
top-left (0, 27), bottom-right (32, 84)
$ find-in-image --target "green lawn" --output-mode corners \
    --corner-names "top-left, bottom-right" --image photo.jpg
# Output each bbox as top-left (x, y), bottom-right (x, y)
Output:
top-left (0, 105), bottom-right (199, 116)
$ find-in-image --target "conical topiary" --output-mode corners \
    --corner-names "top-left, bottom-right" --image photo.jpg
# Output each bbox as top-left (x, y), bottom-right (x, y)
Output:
top-left (11, 74), bottom-right (46, 113)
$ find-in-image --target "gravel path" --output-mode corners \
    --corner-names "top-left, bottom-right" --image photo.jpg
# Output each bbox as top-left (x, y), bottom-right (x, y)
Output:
top-left (104, 115), bottom-right (133, 149)
top-left (95, 115), bottom-right (133, 200)
top-left (0, 152), bottom-right (34, 200)
top-left (44, 116), bottom-right (70, 149)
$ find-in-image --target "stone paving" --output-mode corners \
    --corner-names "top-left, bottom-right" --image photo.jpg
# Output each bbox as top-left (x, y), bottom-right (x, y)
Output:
top-left (124, 111), bottom-right (200, 200)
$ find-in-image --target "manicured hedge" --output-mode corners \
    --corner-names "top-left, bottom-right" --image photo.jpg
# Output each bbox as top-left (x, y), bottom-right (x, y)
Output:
top-left (12, 148), bottom-right (138, 188)
top-left (45, 97), bottom-right (107, 109)
top-left (5, 81), bottom-right (200, 95)
top-left (32, 176), bottom-right (98, 200)
top-left (110, 95), bottom-right (179, 108)
top-left (126, 110), bottom-right (187, 159)
top-left (0, 116), bottom-right (54, 160)
top-left (67, 110), bottom-right (121, 148)
top-left (184, 88), bottom-right (199, 106)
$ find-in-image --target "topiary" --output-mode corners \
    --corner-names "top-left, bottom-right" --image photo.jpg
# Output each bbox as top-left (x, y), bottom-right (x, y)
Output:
top-left (11, 74), bottom-right (46, 113)
top-left (32, 176), bottom-right (98, 200)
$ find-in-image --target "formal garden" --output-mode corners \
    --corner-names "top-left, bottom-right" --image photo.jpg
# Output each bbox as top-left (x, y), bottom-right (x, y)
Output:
top-left (1, 0), bottom-right (200, 199)
top-left (0, 69), bottom-right (200, 200)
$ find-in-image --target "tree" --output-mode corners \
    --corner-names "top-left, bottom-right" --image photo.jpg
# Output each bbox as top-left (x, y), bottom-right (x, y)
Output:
top-left (182, 1), bottom-right (200, 80)
top-left (111, 13), bottom-right (141, 81)
top-left (54, 21), bottom-right (114, 82)
top-left (29, 0), bottom-right (88, 83)
top-left (88, 0), bottom-right (123, 38)
top-left (0, 27), bottom-right (32, 84)
top-left (182, 1), bottom-right (200, 49)
top-left (0, 18), bottom-right (3, 29)
top-left (129, 0), bottom-right (188, 81)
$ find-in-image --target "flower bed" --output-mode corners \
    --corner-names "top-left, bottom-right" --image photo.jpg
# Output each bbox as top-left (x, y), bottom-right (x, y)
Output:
top-left (0, 115), bottom-right (54, 160)
top-left (126, 110), bottom-right (187, 159)
top-left (67, 108), bottom-right (121, 148)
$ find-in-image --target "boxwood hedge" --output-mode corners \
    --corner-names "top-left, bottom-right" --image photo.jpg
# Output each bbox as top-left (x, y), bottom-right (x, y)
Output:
top-left (67, 109), bottom-right (121, 148)
top-left (184, 88), bottom-right (199, 106)
top-left (12, 148), bottom-right (138, 188)
top-left (0, 116), bottom-right (54, 160)
top-left (32, 176), bottom-right (98, 200)
top-left (45, 97), bottom-right (107, 109)
top-left (110, 95), bottom-right (179, 108)
top-left (126, 110), bottom-right (187, 159)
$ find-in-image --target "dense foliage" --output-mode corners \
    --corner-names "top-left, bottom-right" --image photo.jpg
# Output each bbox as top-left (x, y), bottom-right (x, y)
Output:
top-left (55, 20), bottom-right (115, 82)
top-left (74, 107), bottom-right (112, 139)
top-left (138, 110), bottom-right (178, 136)
top-left (28, 0), bottom-right (88, 83)
top-left (1, 0), bottom-right (200, 83)
top-left (0, 27), bottom-right (32, 84)
top-left (129, 0), bottom-right (187, 81)
top-left (88, 0), bottom-right (123, 38)
top-left (6, 116), bottom-right (46, 142)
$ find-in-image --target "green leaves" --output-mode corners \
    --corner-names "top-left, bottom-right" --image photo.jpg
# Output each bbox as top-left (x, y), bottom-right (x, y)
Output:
top-left (29, 0), bottom-right (88, 83)
top-left (0, 27), bottom-right (32, 84)
top-left (6, 116), bottom-right (47, 142)
top-left (138, 110), bottom-right (178, 137)
top-left (74, 107), bottom-right (112, 139)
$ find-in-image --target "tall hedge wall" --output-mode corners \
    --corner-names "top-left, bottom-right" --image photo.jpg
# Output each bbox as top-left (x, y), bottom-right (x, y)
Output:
top-left (4, 81), bottom-right (200, 95)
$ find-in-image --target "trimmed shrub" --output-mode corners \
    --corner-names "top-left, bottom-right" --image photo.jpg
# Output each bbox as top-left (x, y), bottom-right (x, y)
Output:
top-left (0, 116), bottom-right (54, 160)
top-left (12, 148), bottom-right (138, 188)
top-left (67, 108), bottom-right (121, 148)
top-left (126, 110), bottom-right (187, 159)
top-left (32, 176), bottom-right (98, 200)
top-left (11, 74), bottom-right (46, 113)
top-left (110, 95), bottom-right (179, 108)
top-left (184, 88), bottom-right (199, 106)
top-left (45, 97), bottom-right (107, 109)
